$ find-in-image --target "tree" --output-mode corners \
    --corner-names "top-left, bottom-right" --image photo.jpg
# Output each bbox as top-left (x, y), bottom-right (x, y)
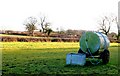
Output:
top-left (39, 16), bottom-right (51, 33)
top-left (44, 22), bottom-right (53, 36)
top-left (40, 16), bottom-right (46, 33)
top-left (44, 22), bottom-right (51, 33)
top-left (39, 16), bottom-right (53, 36)
top-left (47, 28), bottom-right (52, 37)
top-left (98, 15), bottom-right (115, 35)
top-left (24, 17), bottom-right (37, 36)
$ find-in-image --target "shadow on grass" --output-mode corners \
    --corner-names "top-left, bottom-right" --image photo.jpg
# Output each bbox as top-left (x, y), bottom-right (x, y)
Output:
top-left (64, 61), bottom-right (106, 68)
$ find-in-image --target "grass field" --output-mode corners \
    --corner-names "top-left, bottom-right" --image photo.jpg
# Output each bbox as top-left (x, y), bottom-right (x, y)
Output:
top-left (1, 42), bottom-right (119, 75)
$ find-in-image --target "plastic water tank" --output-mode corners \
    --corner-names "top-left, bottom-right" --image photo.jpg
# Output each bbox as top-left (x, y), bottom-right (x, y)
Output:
top-left (66, 53), bottom-right (86, 66)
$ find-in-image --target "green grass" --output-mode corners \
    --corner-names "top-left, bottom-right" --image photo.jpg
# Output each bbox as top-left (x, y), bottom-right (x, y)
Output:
top-left (1, 42), bottom-right (119, 74)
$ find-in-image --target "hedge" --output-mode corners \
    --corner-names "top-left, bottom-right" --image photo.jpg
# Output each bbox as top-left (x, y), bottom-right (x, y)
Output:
top-left (1, 36), bottom-right (79, 42)
top-left (1, 36), bottom-right (119, 43)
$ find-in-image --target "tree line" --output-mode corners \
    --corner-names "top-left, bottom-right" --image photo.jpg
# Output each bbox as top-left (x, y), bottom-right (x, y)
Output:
top-left (24, 14), bottom-right (119, 40)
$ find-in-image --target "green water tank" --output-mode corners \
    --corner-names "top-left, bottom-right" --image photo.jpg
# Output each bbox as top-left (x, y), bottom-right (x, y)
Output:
top-left (80, 32), bottom-right (110, 54)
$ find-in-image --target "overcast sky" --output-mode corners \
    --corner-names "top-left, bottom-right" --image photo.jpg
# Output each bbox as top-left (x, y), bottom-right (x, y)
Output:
top-left (0, 0), bottom-right (119, 33)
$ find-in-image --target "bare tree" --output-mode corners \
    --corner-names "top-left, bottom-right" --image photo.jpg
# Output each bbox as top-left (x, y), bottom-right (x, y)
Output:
top-left (39, 16), bottom-right (50, 32)
top-left (24, 17), bottom-right (37, 36)
top-left (40, 16), bottom-right (46, 33)
top-left (44, 22), bottom-right (51, 33)
top-left (39, 16), bottom-right (53, 36)
top-left (98, 15), bottom-right (116, 35)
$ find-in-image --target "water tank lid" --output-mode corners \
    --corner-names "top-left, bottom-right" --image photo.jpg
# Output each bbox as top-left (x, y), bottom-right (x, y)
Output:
top-left (80, 32), bottom-right (100, 53)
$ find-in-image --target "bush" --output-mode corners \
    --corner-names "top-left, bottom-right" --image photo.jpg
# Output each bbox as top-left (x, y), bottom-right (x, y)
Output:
top-left (2, 36), bottom-right (17, 42)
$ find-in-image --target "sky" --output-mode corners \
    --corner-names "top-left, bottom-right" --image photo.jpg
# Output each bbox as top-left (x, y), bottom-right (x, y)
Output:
top-left (0, 0), bottom-right (119, 33)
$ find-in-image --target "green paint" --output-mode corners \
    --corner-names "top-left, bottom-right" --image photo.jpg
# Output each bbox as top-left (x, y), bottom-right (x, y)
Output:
top-left (80, 32), bottom-right (100, 53)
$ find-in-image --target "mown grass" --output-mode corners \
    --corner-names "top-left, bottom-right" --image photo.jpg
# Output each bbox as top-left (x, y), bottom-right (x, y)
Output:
top-left (1, 42), bottom-right (119, 75)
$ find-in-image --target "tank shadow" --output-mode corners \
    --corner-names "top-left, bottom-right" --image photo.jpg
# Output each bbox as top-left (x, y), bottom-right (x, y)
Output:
top-left (64, 61), bottom-right (105, 67)
top-left (84, 61), bottom-right (104, 67)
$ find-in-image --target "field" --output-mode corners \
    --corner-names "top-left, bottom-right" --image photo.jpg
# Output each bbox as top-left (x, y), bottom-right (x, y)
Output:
top-left (1, 42), bottom-right (119, 75)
